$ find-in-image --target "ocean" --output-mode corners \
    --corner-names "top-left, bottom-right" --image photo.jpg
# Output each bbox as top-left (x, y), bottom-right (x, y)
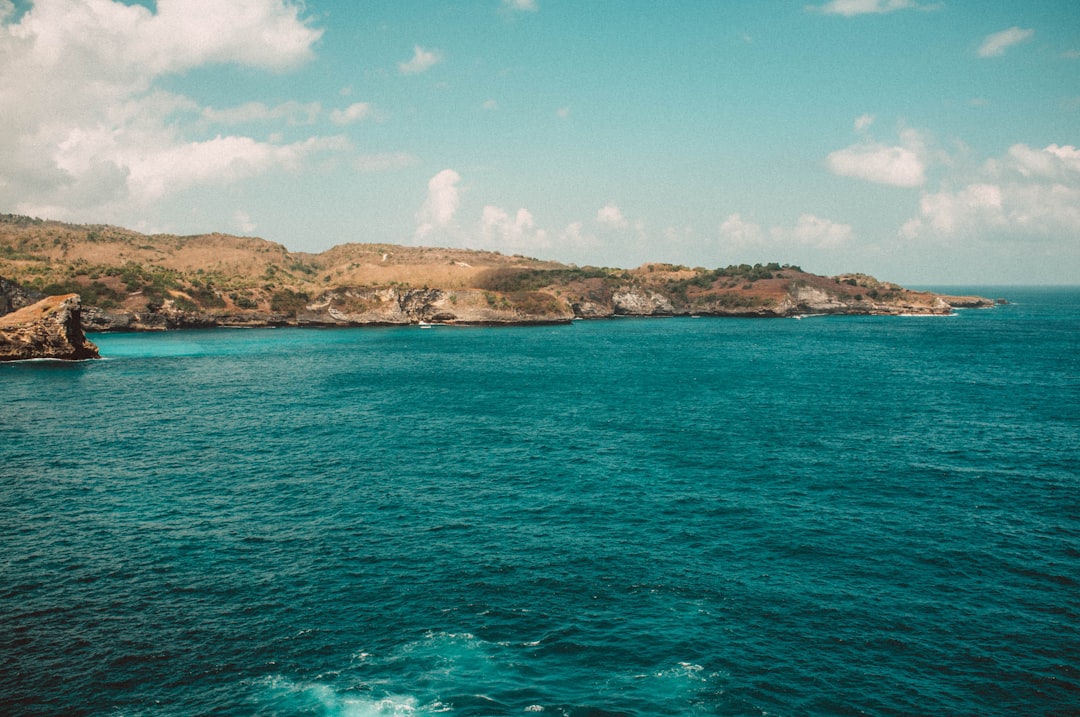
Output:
top-left (2, 287), bottom-right (1078, 716)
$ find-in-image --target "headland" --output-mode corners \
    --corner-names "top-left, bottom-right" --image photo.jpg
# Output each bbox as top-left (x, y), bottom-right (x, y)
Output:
top-left (0, 214), bottom-right (993, 332)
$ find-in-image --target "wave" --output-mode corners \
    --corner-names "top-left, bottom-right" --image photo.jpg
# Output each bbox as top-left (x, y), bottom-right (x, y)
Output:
top-left (255, 675), bottom-right (439, 716)
top-left (247, 631), bottom-right (719, 716)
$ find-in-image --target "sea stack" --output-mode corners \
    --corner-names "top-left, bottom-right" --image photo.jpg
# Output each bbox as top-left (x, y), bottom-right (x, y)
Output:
top-left (0, 294), bottom-right (100, 361)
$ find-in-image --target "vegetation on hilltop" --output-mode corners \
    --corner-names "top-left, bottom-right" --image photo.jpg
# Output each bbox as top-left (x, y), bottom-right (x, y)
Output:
top-left (0, 214), bottom-right (991, 327)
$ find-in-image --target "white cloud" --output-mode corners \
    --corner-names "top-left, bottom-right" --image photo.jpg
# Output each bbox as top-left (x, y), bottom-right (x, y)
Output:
top-left (555, 106), bottom-right (571, 119)
top-left (903, 183), bottom-right (1003, 236)
top-left (415, 169), bottom-right (462, 239)
top-left (502, 0), bottom-right (538, 11)
top-left (901, 143), bottom-right (1080, 242)
top-left (399, 45), bottom-right (442, 75)
top-left (1005, 143), bottom-right (1080, 180)
top-left (718, 214), bottom-right (764, 244)
top-left (719, 213), bottom-right (850, 253)
top-left (329, 102), bottom-right (374, 126)
top-left (826, 120), bottom-right (930, 187)
top-left (352, 152), bottom-right (419, 172)
top-left (480, 205), bottom-right (548, 250)
top-left (0, 0), bottom-right (327, 220)
top-left (811, 0), bottom-right (928, 16)
top-left (234, 209), bottom-right (257, 233)
top-left (854, 113), bottom-right (875, 131)
top-left (202, 101), bottom-right (321, 126)
top-left (826, 143), bottom-right (926, 187)
top-left (785, 214), bottom-right (853, 248)
top-left (124, 135), bottom-right (349, 203)
top-left (482, 99), bottom-right (499, 111)
top-left (597, 203), bottom-right (628, 228)
top-left (977, 27), bottom-right (1034, 58)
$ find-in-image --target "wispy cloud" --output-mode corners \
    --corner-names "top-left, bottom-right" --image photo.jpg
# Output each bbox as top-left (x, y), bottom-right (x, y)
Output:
top-left (501, 0), bottom-right (538, 12)
top-left (810, 0), bottom-right (933, 17)
top-left (977, 27), bottom-right (1034, 58)
top-left (773, 214), bottom-right (853, 249)
top-left (399, 45), bottom-right (443, 75)
top-left (329, 102), bottom-right (374, 126)
top-left (352, 152), bottom-right (419, 173)
top-left (720, 213), bottom-right (851, 250)
top-left (234, 209), bottom-right (257, 233)
top-left (202, 101), bottom-right (322, 126)
top-left (718, 214), bottom-right (764, 245)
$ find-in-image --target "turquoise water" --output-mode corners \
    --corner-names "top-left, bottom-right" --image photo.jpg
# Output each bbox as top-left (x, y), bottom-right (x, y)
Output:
top-left (2, 289), bottom-right (1078, 716)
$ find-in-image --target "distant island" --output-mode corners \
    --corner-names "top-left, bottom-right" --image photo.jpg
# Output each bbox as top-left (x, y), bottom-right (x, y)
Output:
top-left (0, 213), bottom-right (994, 333)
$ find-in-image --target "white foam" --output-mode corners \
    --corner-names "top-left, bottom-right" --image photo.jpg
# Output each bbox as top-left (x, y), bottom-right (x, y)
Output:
top-left (257, 675), bottom-right (430, 717)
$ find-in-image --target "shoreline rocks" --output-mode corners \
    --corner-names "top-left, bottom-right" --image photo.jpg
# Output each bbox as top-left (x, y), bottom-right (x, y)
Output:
top-left (0, 294), bottom-right (100, 361)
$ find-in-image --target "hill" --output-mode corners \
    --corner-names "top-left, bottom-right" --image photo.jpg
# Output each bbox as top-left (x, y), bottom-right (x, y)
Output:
top-left (0, 214), bottom-right (993, 329)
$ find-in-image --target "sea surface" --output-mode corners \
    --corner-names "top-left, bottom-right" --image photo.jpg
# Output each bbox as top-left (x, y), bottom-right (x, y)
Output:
top-left (2, 287), bottom-right (1078, 716)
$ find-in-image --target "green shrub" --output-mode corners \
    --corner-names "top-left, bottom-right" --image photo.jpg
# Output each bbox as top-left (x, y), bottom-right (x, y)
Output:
top-left (270, 289), bottom-right (310, 315)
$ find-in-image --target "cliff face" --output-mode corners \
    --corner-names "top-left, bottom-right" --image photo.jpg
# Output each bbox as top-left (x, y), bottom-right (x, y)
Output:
top-left (0, 215), bottom-right (995, 330)
top-left (0, 294), bottom-right (100, 361)
top-left (0, 276), bottom-right (43, 316)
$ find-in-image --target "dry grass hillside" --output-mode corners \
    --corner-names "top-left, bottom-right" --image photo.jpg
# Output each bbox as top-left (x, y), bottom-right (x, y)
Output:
top-left (0, 214), bottom-right (992, 326)
top-left (0, 214), bottom-right (567, 315)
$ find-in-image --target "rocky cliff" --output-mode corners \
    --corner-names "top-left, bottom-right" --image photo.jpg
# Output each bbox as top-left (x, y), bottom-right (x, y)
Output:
top-left (0, 214), bottom-right (995, 330)
top-left (0, 294), bottom-right (100, 361)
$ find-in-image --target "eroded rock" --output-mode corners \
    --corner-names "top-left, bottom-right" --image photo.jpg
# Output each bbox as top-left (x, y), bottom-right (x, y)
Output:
top-left (0, 294), bottom-right (100, 361)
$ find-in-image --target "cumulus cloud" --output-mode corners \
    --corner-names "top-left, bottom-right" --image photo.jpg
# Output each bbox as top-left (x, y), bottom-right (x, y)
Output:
top-left (811, 0), bottom-right (929, 16)
top-left (901, 144), bottom-right (1080, 241)
top-left (902, 184), bottom-right (1004, 236)
top-left (826, 120), bottom-right (930, 187)
top-left (977, 27), bottom-right (1034, 58)
top-left (0, 0), bottom-right (330, 220)
top-left (398, 45), bottom-right (442, 75)
top-left (1005, 143), bottom-right (1080, 180)
top-left (329, 102), bottom-right (374, 126)
top-left (415, 169), bottom-right (462, 239)
top-left (597, 203), bottom-right (628, 228)
top-left (480, 206), bottom-right (549, 252)
top-left (826, 143), bottom-right (926, 187)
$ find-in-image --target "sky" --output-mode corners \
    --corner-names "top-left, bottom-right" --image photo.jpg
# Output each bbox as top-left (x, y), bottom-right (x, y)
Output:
top-left (1, 0), bottom-right (1078, 284)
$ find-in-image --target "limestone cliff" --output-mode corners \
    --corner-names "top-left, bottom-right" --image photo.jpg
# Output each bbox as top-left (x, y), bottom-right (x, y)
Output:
top-left (0, 294), bottom-right (100, 361)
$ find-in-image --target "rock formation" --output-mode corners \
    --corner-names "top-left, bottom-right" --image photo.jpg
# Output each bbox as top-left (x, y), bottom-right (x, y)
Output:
top-left (0, 215), bottom-right (997, 331)
top-left (0, 294), bottom-right (100, 361)
top-left (0, 276), bottom-right (42, 316)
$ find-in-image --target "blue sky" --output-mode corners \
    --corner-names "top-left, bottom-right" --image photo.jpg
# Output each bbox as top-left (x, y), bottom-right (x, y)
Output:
top-left (1, 0), bottom-right (1078, 284)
